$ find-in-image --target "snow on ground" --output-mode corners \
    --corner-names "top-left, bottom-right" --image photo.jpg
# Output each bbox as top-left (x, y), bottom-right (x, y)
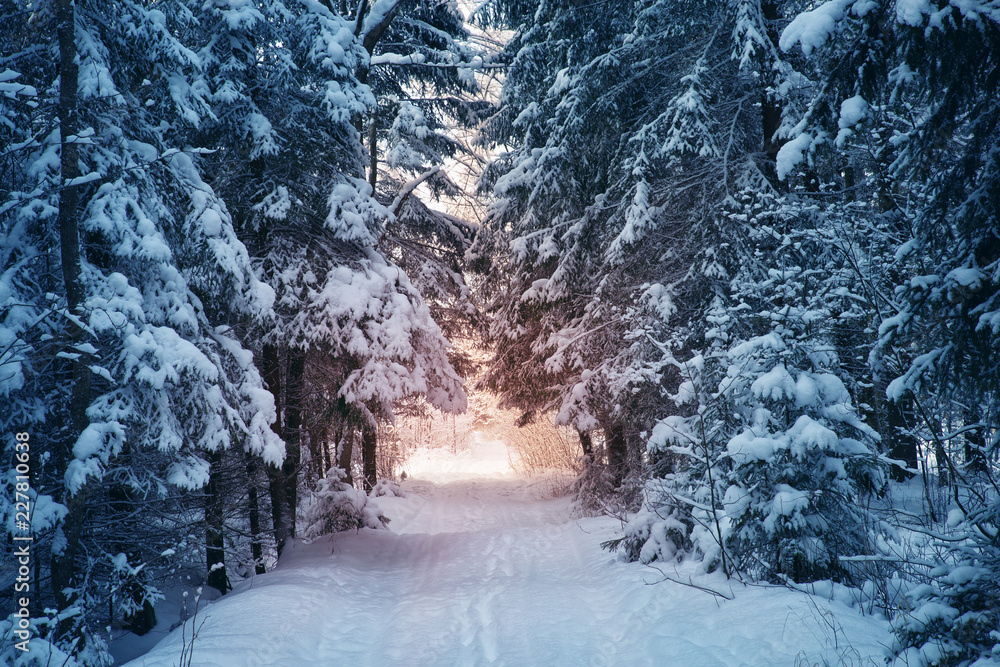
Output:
top-left (124, 433), bottom-right (890, 666)
top-left (400, 431), bottom-right (519, 482)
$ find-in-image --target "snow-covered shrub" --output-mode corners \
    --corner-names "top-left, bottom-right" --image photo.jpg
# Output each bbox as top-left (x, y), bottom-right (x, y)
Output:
top-left (722, 354), bottom-right (883, 582)
top-left (300, 468), bottom-right (387, 538)
top-left (890, 508), bottom-right (1000, 666)
top-left (572, 461), bottom-right (617, 517)
top-left (616, 504), bottom-right (696, 564)
top-left (369, 479), bottom-right (406, 498)
top-left (0, 607), bottom-right (106, 667)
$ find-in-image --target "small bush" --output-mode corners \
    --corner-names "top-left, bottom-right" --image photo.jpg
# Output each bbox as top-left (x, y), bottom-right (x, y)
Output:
top-left (300, 468), bottom-right (387, 537)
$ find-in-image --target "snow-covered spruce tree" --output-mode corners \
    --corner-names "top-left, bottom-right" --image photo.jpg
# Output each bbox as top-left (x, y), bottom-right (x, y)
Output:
top-left (360, 1), bottom-right (492, 381)
top-left (381, 191), bottom-right (485, 382)
top-left (0, 0), bottom-right (281, 660)
top-left (468, 0), bottom-right (890, 579)
top-left (717, 186), bottom-right (884, 583)
top-left (182, 0), bottom-right (363, 554)
top-left (622, 170), bottom-right (885, 584)
top-left (616, 299), bottom-right (737, 569)
top-left (306, 1), bottom-right (476, 495)
top-left (360, 0), bottom-right (488, 192)
top-left (473, 0), bottom-right (827, 509)
top-left (473, 0), bottom-right (727, 489)
top-left (778, 1), bottom-right (1000, 661)
top-left (330, 0), bottom-right (488, 490)
top-left (188, 0), bottom-right (467, 540)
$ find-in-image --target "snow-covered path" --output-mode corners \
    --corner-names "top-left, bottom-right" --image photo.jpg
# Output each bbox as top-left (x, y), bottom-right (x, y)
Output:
top-left (126, 438), bottom-right (889, 667)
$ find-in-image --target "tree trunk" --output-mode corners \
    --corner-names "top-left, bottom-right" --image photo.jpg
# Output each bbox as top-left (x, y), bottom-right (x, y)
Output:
top-left (309, 421), bottom-right (331, 480)
top-left (205, 450), bottom-right (228, 595)
top-left (315, 425), bottom-right (329, 476)
top-left (368, 114), bottom-right (378, 192)
top-left (605, 423), bottom-right (627, 487)
top-left (339, 423), bottom-right (355, 487)
top-left (51, 0), bottom-right (92, 636)
top-left (57, 0), bottom-right (83, 315)
top-left (759, 0), bottom-right (785, 187)
top-left (108, 480), bottom-right (157, 634)
top-left (122, 575), bottom-right (156, 635)
top-left (935, 439), bottom-right (950, 488)
top-left (245, 455), bottom-right (267, 574)
top-left (283, 350), bottom-right (306, 537)
top-left (262, 343), bottom-right (291, 553)
top-left (362, 422), bottom-right (377, 491)
top-left (886, 397), bottom-right (918, 482)
top-left (964, 409), bottom-right (987, 473)
top-left (353, 0), bottom-right (400, 178)
top-left (578, 429), bottom-right (594, 463)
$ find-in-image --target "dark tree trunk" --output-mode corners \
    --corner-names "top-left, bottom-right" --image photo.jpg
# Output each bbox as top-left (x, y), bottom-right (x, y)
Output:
top-left (317, 427), bottom-right (329, 476)
top-left (108, 481), bottom-right (157, 634)
top-left (309, 421), bottom-right (330, 479)
top-left (605, 423), bottom-right (627, 487)
top-left (205, 450), bottom-right (228, 595)
top-left (124, 588), bottom-right (157, 636)
top-left (964, 410), bottom-right (987, 473)
top-left (262, 343), bottom-right (291, 553)
top-left (245, 455), bottom-right (267, 574)
top-left (578, 429), bottom-right (594, 463)
top-left (51, 0), bottom-right (92, 636)
top-left (935, 439), bottom-right (950, 488)
top-left (283, 350), bottom-right (306, 536)
top-left (886, 398), bottom-right (918, 482)
top-left (761, 100), bottom-right (783, 162)
top-left (759, 0), bottom-right (785, 185)
top-left (57, 0), bottom-right (83, 315)
top-left (362, 422), bottom-right (377, 491)
top-left (353, 0), bottom-right (399, 176)
top-left (368, 114), bottom-right (378, 192)
top-left (339, 423), bottom-right (355, 487)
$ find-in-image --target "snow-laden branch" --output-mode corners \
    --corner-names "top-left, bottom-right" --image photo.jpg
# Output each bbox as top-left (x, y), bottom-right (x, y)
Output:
top-left (389, 165), bottom-right (442, 217)
top-left (369, 53), bottom-right (502, 69)
top-left (360, 0), bottom-right (403, 54)
top-left (352, 0), bottom-right (370, 37)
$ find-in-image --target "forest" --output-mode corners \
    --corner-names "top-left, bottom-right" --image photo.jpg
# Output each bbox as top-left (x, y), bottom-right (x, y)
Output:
top-left (1, 0), bottom-right (998, 665)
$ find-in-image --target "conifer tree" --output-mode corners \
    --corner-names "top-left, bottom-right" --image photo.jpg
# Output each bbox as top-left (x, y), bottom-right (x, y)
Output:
top-left (1, 0), bottom-right (282, 659)
top-left (779, 0), bottom-right (999, 660)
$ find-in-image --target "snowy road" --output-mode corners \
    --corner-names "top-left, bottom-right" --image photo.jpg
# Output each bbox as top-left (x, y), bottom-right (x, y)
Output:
top-left (125, 438), bottom-right (889, 667)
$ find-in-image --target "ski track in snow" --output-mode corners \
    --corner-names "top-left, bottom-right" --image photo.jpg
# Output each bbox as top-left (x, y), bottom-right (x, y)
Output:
top-left (125, 436), bottom-right (889, 666)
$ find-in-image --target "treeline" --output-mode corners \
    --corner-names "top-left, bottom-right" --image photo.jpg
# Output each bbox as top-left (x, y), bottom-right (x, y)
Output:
top-left (472, 1), bottom-right (998, 664)
top-left (1, 0), bottom-right (487, 663)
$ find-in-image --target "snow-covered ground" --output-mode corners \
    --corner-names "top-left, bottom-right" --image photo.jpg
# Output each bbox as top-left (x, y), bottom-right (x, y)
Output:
top-left (123, 434), bottom-right (890, 666)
